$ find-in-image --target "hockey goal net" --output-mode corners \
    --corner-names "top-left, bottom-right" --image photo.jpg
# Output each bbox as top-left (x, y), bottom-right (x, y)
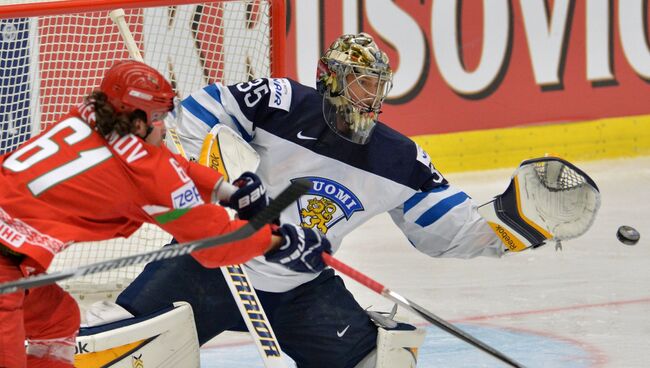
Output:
top-left (0, 0), bottom-right (285, 300)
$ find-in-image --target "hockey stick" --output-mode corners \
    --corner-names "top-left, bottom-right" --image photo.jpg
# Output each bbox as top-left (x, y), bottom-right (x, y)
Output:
top-left (197, 126), bottom-right (288, 366)
top-left (323, 253), bottom-right (526, 368)
top-left (0, 179), bottom-right (310, 295)
top-left (182, 124), bottom-right (288, 366)
top-left (108, 10), bottom-right (288, 367)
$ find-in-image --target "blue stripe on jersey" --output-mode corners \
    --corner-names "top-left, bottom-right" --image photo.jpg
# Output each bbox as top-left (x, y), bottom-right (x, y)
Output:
top-left (183, 96), bottom-right (219, 128)
top-left (404, 193), bottom-right (427, 214)
top-left (232, 118), bottom-right (253, 142)
top-left (205, 84), bottom-right (253, 142)
top-left (204, 84), bottom-right (222, 103)
top-left (414, 192), bottom-right (469, 227)
top-left (403, 185), bottom-right (450, 213)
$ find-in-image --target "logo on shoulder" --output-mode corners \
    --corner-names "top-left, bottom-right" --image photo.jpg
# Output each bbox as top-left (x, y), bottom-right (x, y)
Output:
top-left (292, 177), bottom-right (363, 234)
top-left (415, 144), bottom-right (432, 168)
top-left (415, 144), bottom-right (447, 186)
top-left (268, 78), bottom-right (291, 112)
top-left (171, 182), bottom-right (204, 209)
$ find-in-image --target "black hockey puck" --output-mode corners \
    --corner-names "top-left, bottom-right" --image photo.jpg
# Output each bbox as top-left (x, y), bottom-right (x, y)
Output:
top-left (617, 225), bottom-right (640, 245)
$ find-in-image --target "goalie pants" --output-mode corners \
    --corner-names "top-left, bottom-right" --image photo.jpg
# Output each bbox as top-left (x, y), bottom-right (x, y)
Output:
top-left (0, 252), bottom-right (79, 368)
top-left (116, 248), bottom-right (378, 368)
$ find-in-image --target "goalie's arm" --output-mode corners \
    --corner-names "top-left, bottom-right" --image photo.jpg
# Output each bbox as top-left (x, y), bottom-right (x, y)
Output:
top-left (390, 157), bottom-right (600, 257)
top-left (388, 187), bottom-right (505, 259)
top-left (387, 145), bottom-right (505, 258)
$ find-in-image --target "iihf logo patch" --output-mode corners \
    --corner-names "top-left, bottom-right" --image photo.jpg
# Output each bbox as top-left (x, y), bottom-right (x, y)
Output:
top-left (292, 177), bottom-right (363, 234)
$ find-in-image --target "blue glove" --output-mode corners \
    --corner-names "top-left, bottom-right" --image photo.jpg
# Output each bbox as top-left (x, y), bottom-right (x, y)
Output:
top-left (265, 224), bottom-right (332, 273)
top-left (223, 172), bottom-right (269, 220)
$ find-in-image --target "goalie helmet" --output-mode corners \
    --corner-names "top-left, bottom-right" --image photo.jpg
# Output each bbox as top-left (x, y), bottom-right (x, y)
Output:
top-left (100, 60), bottom-right (175, 125)
top-left (317, 33), bottom-right (393, 144)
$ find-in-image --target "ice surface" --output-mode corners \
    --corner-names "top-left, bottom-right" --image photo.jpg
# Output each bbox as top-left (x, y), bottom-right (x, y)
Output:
top-left (201, 157), bottom-right (650, 367)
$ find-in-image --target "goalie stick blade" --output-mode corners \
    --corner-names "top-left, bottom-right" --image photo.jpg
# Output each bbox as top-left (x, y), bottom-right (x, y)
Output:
top-left (0, 179), bottom-right (311, 295)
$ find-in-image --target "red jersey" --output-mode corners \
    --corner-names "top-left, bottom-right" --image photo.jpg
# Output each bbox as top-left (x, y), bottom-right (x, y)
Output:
top-left (0, 104), bottom-right (270, 275)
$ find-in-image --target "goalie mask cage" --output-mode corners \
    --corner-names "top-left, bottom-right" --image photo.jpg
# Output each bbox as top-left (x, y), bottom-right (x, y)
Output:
top-left (0, 0), bottom-right (285, 300)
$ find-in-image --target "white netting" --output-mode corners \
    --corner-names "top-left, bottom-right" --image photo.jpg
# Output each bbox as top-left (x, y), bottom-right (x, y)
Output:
top-left (518, 158), bottom-right (601, 242)
top-left (1, 17), bottom-right (35, 155)
top-left (0, 0), bottom-right (279, 299)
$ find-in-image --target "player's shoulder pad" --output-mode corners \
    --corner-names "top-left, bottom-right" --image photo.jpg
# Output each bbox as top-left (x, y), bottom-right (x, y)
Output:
top-left (230, 77), bottom-right (293, 113)
top-left (366, 123), bottom-right (447, 190)
top-left (414, 143), bottom-right (448, 191)
top-left (265, 77), bottom-right (293, 112)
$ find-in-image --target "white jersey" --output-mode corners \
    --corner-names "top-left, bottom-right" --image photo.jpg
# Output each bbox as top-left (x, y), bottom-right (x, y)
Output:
top-left (175, 78), bottom-right (503, 292)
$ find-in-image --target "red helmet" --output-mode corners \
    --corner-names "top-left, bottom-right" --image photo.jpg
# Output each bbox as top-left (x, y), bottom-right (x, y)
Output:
top-left (100, 60), bottom-right (175, 125)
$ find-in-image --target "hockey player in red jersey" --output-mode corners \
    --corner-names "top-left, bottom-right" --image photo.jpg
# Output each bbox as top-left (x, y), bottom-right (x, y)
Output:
top-left (0, 60), bottom-right (330, 368)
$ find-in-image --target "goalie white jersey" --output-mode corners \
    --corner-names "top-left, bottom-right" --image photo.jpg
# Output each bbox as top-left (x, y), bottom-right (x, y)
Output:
top-left (174, 78), bottom-right (503, 292)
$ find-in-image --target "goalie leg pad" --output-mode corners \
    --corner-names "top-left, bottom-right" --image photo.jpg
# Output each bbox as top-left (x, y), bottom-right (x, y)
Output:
top-left (74, 302), bottom-right (199, 368)
top-left (354, 310), bottom-right (426, 368)
top-left (353, 325), bottom-right (426, 368)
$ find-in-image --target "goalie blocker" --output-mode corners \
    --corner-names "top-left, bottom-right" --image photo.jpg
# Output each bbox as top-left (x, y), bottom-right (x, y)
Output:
top-left (478, 157), bottom-right (600, 252)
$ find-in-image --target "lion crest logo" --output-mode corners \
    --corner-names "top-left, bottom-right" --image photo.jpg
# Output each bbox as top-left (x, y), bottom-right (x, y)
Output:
top-left (292, 177), bottom-right (363, 234)
top-left (301, 197), bottom-right (337, 233)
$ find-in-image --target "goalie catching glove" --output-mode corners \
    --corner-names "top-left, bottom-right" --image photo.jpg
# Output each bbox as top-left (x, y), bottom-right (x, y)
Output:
top-left (478, 157), bottom-right (601, 252)
top-left (266, 224), bottom-right (332, 273)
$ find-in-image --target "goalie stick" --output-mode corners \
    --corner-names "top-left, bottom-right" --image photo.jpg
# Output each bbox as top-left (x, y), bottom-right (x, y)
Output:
top-left (196, 126), bottom-right (290, 366)
top-left (323, 253), bottom-right (526, 368)
top-left (0, 179), bottom-right (311, 295)
top-left (171, 123), bottom-right (286, 365)
top-left (109, 10), bottom-right (288, 367)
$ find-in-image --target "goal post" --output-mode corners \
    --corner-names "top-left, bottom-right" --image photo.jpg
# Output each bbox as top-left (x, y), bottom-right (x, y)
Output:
top-left (0, 0), bottom-right (286, 300)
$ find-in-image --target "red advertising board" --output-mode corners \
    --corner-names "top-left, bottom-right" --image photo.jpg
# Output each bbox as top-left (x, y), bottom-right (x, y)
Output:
top-left (283, 0), bottom-right (650, 136)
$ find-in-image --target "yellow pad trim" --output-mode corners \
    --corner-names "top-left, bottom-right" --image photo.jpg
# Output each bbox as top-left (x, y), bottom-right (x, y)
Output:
top-left (513, 176), bottom-right (553, 239)
top-left (199, 132), bottom-right (229, 181)
top-left (486, 221), bottom-right (528, 252)
top-left (74, 338), bottom-right (150, 368)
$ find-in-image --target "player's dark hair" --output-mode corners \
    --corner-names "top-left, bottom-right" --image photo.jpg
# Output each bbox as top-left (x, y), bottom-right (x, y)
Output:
top-left (87, 91), bottom-right (140, 137)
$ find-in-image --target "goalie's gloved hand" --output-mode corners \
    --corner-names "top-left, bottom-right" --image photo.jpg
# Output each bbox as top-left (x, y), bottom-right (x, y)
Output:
top-left (222, 172), bottom-right (269, 220)
top-left (265, 224), bottom-right (332, 273)
top-left (477, 157), bottom-right (601, 253)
